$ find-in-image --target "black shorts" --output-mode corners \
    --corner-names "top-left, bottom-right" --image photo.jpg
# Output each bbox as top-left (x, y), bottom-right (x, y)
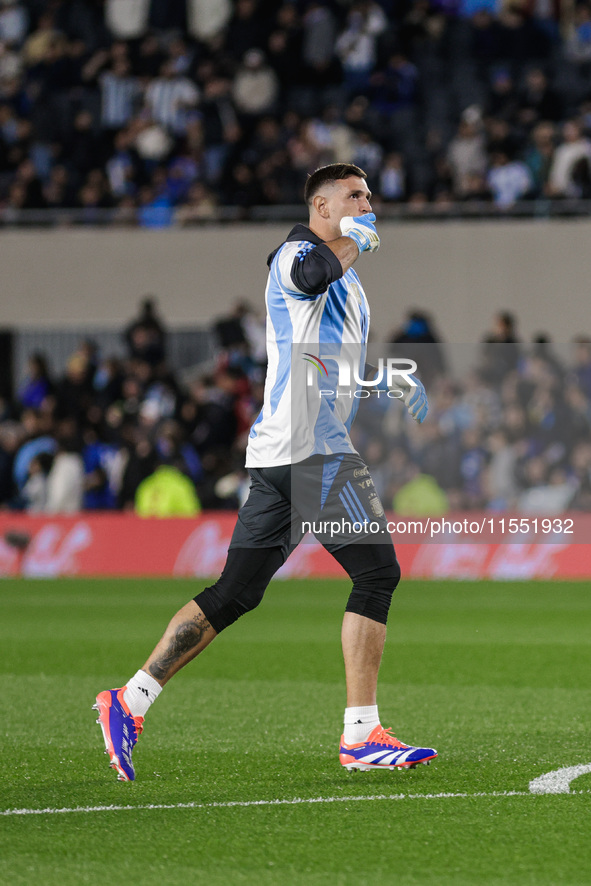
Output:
top-left (231, 453), bottom-right (391, 555)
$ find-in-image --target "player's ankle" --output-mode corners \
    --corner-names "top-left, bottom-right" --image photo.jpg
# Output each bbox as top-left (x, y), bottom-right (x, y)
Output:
top-left (123, 670), bottom-right (162, 718)
top-left (343, 705), bottom-right (380, 744)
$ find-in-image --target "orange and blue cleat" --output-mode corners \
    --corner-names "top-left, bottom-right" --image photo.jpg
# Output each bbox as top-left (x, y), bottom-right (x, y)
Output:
top-left (93, 688), bottom-right (144, 781)
top-left (339, 725), bottom-right (437, 771)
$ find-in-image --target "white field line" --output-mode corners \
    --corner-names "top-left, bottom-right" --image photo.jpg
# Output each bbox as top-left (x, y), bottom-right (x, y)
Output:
top-left (3, 788), bottom-right (591, 818)
top-left (529, 763), bottom-right (591, 794)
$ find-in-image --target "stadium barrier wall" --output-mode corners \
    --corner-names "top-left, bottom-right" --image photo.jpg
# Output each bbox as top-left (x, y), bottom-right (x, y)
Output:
top-left (0, 513), bottom-right (588, 580)
top-left (3, 221), bottom-right (591, 343)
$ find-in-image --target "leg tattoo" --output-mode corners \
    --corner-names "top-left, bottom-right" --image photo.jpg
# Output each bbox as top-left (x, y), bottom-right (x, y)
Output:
top-left (148, 612), bottom-right (212, 681)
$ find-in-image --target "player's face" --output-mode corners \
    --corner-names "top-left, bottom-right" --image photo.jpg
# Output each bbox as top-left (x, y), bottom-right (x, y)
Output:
top-left (329, 176), bottom-right (373, 222)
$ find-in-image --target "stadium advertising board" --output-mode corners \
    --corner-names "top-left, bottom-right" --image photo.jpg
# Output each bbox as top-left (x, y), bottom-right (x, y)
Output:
top-left (0, 513), bottom-right (588, 579)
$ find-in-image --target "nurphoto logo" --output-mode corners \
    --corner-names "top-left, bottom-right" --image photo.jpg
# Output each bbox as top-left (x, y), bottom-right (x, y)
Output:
top-left (303, 354), bottom-right (418, 398)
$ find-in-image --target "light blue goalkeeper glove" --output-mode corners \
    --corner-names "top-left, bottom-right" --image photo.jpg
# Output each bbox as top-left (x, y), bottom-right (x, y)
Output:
top-left (340, 213), bottom-right (380, 253)
top-left (396, 374), bottom-right (428, 424)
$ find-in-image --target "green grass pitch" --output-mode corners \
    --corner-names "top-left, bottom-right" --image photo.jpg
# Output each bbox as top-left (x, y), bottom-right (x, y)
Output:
top-left (1, 576), bottom-right (590, 885)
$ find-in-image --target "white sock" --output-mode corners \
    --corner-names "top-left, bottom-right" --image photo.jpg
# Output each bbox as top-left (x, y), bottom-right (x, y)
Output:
top-left (344, 705), bottom-right (380, 744)
top-left (123, 670), bottom-right (162, 718)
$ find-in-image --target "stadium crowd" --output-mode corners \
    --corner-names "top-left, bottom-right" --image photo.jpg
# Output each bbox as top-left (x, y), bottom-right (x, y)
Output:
top-left (3, 0), bottom-right (591, 218)
top-left (0, 300), bottom-right (589, 516)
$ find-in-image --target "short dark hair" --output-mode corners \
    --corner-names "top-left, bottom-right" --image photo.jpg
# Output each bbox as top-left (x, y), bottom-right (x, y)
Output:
top-left (304, 163), bottom-right (367, 205)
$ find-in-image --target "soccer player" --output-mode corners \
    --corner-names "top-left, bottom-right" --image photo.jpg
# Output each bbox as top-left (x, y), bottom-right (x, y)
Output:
top-left (94, 163), bottom-right (437, 780)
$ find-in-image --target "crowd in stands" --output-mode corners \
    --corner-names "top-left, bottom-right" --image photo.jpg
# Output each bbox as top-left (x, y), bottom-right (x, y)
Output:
top-left (355, 312), bottom-right (591, 514)
top-left (0, 298), bottom-right (590, 516)
top-left (3, 0), bottom-right (591, 219)
top-left (0, 297), bottom-right (267, 515)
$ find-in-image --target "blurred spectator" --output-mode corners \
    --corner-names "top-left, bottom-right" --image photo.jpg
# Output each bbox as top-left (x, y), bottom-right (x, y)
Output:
top-left (214, 300), bottom-right (264, 357)
top-left (137, 184), bottom-right (174, 228)
top-left (517, 462), bottom-right (576, 514)
top-left (135, 33), bottom-right (166, 79)
top-left (301, 3), bottom-right (336, 73)
top-left (486, 151), bottom-right (532, 207)
top-left (353, 130), bottom-right (383, 179)
top-left (0, 421), bottom-right (22, 504)
top-left (0, 0), bottom-right (27, 45)
top-left (459, 0), bottom-right (501, 18)
top-left (462, 172), bottom-right (491, 201)
top-left (335, 3), bottom-right (387, 95)
top-left (380, 152), bottom-right (406, 201)
top-left (45, 429), bottom-right (84, 513)
top-left (21, 450), bottom-right (53, 512)
top-left (55, 352), bottom-right (93, 421)
top-left (389, 311), bottom-right (446, 388)
top-left (569, 441), bottom-right (591, 510)
top-left (519, 67), bottom-right (561, 127)
top-left (64, 111), bottom-right (104, 180)
top-left (119, 434), bottom-right (157, 509)
top-left (105, 130), bottom-right (138, 198)
top-left (459, 428), bottom-right (488, 507)
top-left (393, 468), bottom-right (449, 516)
top-left (232, 49), bottom-right (279, 117)
top-left (148, 0), bottom-right (188, 33)
top-left (124, 296), bottom-right (167, 365)
top-left (524, 121), bottom-right (555, 197)
top-left (565, 2), bottom-right (591, 67)
top-left (188, 372), bottom-right (239, 460)
top-left (105, 0), bottom-right (150, 40)
top-left (572, 338), bottom-right (591, 397)
top-left (135, 463), bottom-right (201, 516)
top-left (12, 408), bottom-right (57, 492)
top-left (224, 0), bottom-right (268, 61)
top-left (13, 158), bottom-right (46, 209)
top-left (267, 10), bottom-right (303, 96)
top-left (447, 114), bottom-right (488, 198)
top-left (82, 424), bottom-right (121, 509)
top-left (22, 12), bottom-right (59, 66)
top-left (376, 52), bottom-right (419, 110)
top-left (175, 181), bottom-right (218, 222)
top-left (548, 120), bottom-right (591, 197)
top-left (485, 69), bottom-right (519, 123)
top-left (480, 311), bottom-right (522, 382)
top-left (17, 353), bottom-right (52, 410)
top-left (187, 0), bottom-right (231, 42)
top-left (416, 421), bottom-right (463, 497)
top-left (133, 118), bottom-right (173, 164)
top-left (484, 429), bottom-right (518, 509)
top-left (100, 58), bottom-right (141, 131)
top-left (486, 117), bottom-right (520, 160)
top-left (145, 61), bottom-right (200, 136)
top-left (531, 334), bottom-right (565, 382)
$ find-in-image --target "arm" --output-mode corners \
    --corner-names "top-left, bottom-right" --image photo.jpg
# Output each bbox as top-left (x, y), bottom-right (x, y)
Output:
top-left (281, 214), bottom-right (380, 297)
top-left (324, 236), bottom-right (362, 275)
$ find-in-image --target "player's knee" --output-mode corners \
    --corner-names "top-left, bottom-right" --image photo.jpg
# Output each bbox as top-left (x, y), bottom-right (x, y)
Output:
top-left (193, 577), bottom-right (267, 633)
top-left (345, 557), bottom-right (401, 626)
top-left (193, 546), bottom-right (285, 633)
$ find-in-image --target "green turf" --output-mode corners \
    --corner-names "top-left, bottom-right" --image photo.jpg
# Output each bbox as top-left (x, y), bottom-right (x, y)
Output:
top-left (1, 577), bottom-right (590, 885)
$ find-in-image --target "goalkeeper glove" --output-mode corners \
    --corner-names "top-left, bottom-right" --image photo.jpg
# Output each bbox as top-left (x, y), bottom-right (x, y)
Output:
top-left (339, 213), bottom-right (380, 253)
top-left (393, 374), bottom-right (428, 424)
